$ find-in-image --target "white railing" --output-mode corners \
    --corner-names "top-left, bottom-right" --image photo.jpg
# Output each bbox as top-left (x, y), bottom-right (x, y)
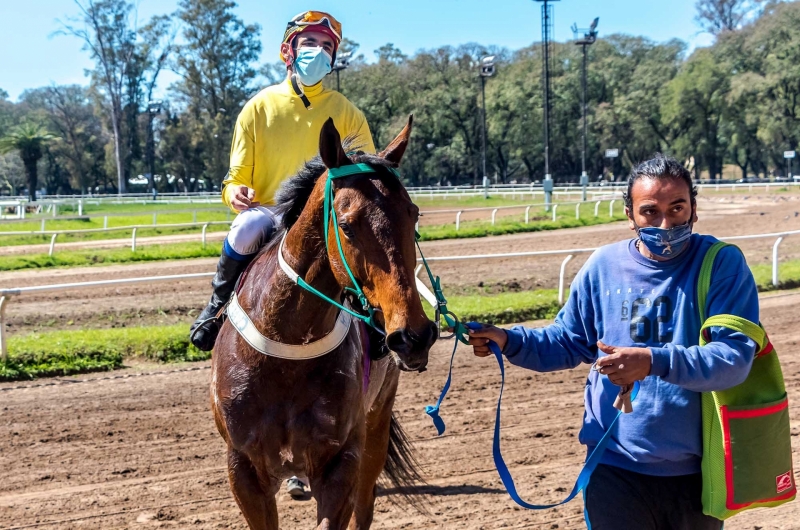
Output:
top-left (0, 206), bottom-right (230, 226)
top-left (0, 221), bottom-right (231, 257)
top-left (2, 227), bottom-right (800, 361)
top-left (424, 198), bottom-right (622, 230)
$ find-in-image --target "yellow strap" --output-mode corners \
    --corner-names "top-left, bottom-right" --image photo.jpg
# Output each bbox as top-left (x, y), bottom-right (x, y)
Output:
top-left (698, 241), bottom-right (767, 352)
top-left (700, 314), bottom-right (767, 349)
top-left (697, 241), bottom-right (727, 323)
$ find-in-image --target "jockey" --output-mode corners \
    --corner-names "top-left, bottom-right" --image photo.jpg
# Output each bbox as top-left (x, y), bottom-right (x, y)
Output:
top-left (190, 10), bottom-right (374, 353)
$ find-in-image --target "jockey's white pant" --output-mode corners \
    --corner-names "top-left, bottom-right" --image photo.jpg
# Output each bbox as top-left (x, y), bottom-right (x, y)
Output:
top-left (223, 206), bottom-right (280, 261)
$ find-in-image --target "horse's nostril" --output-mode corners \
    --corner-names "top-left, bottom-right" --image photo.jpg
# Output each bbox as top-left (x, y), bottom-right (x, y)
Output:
top-left (386, 330), bottom-right (411, 354)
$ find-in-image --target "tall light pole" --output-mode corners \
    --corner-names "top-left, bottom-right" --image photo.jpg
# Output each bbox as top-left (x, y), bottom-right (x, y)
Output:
top-left (536, 0), bottom-right (559, 211)
top-left (572, 17), bottom-right (598, 201)
top-left (332, 51), bottom-right (352, 93)
top-left (479, 55), bottom-right (496, 197)
top-left (146, 100), bottom-right (163, 199)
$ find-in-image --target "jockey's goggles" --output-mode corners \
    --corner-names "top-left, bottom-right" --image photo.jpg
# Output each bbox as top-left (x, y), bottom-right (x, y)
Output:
top-left (281, 11), bottom-right (342, 61)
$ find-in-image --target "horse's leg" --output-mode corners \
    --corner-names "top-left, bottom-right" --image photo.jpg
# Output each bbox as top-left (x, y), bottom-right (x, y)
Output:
top-left (348, 368), bottom-right (401, 530)
top-left (227, 447), bottom-right (279, 530)
top-left (311, 432), bottom-right (364, 530)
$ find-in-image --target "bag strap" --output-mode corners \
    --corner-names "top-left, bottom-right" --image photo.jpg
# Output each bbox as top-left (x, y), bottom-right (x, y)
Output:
top-left (697, 241), bottom-right (767, 352)
top-left (700, 314), bottom-right (766, 349)
top-left (697, 241), bottom-right (727, 323)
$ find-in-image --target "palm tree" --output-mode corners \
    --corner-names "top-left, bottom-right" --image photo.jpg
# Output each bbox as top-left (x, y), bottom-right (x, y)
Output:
top-left (0, 123), bottom-right (55, 201)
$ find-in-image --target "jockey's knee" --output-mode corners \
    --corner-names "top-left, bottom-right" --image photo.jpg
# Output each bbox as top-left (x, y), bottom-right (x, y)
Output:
top-left (224, 207), bottom-right (277, 260)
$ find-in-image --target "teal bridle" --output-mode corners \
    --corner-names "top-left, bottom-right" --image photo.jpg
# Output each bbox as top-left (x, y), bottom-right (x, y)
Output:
top-left (281, 161), bottom-right (468, 342)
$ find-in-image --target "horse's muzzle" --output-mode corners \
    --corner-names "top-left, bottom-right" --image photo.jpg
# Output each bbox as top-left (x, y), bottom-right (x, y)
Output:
top-left (386, 321), bottom-right (437, 372)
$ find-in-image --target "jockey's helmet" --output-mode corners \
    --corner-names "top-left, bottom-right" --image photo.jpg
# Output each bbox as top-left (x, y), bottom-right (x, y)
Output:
top-left (280, 11), bottom-right (342, 63)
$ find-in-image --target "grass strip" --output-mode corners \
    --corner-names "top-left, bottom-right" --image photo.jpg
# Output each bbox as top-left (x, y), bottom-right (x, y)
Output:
top-left (6, 258), bottom-right (800, 382)
top-left (0, 290), bottom-right (560, 382)
top-left (0, 242), bottom-right (223, 271)
top-left (418, 212), bottom-right (626, 241)
top-left (0, 213), bottom-right (626, 271)
top-left (0, 324), bottom-right (208, 381)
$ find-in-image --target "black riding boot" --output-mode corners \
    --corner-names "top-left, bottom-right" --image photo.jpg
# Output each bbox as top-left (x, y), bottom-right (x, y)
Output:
top-left (189, 252), bottom-right (253, 351)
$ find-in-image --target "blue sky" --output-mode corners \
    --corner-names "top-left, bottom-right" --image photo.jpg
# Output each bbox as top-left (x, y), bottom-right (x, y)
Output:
top-left (0, 0), bottom-right (714, 102)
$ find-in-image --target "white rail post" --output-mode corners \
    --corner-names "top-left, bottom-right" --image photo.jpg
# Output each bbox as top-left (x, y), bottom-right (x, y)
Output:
top-left (491, 208), bottom-right (498, 225)
top-left (152, 213), bottom-right (157, 226)
top-left (0, 295), bottom-right (8, 362)
top-left (575, 203), bottom-right (581, 220)
top-left (558, 254), bottom-right (574, 305)
top-left (40, 218), bottom-right (46, 232)
top-left (525, 205), bottom-right (532, 224)
top-left (552, 204), bottom-right (558, 222)
top-left (456, 211), bottom-right (463, 231)
top-left (131, 227), bottom-right (137, 252)
top-left (594, 200), bottom-right (601, 217)
top-left (609, 199), bottom-right (616, 218)
top-left (49, 234), bottom-right (57, 257)
top-left (766, 184), bottom-right (770, 193)
top-left (749, 184), bottom-right (753, 193)
top-left (772, 236), bottom-right (784, 287)
top-left (193, 210), bottom-right (197, 223)
top-left (103, 216), bottom-right (108, 229)
top-left (202, 223), bottom-right (209, 249)
top-left (53, 204), bottom-right (58, 217)
top-left (715, 183), bottom-right (720, 192)
top-left (17, 203), bottom-right (22, 219)
top-left (78, 200), bottom-right (83, 216)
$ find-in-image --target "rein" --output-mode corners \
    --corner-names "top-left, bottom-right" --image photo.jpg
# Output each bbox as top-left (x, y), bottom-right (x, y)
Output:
top-left (276, 160), bottom-right (642, 510)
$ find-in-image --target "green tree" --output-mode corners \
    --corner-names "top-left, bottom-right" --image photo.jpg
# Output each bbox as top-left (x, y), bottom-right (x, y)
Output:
top-left (62, 0), bottom-right (139, 194)
top-left (0, 123), bottom-right (56, 201)
top-left (171, 0), bottom-right (262, 189)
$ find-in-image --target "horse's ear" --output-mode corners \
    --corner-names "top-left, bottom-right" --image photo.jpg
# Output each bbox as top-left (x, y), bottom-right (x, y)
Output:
top-left (319, 117), bottom-right (350, 169)
top-left (379, 114), bottom-right (413, 166)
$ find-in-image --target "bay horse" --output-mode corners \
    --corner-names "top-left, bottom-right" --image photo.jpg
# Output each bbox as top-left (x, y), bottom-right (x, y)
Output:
top-left (211, 116), bottom-right (437, 529)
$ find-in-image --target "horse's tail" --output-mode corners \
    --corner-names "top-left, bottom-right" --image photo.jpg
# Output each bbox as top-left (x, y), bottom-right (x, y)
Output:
top-left (382, 413), bottom-right (426, 506)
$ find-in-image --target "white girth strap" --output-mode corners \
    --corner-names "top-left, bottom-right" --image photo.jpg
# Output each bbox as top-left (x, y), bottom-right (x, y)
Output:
top-left (226, 292), bottom-right (352, 360)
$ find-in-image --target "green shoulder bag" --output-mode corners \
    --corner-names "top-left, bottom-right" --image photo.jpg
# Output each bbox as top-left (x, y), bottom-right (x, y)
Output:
top-left (698, 241), bottom-right (796, 519)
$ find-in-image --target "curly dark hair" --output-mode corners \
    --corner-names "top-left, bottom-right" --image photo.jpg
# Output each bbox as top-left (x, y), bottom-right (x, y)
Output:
top-left (623, 154), bottom-right (697, 213)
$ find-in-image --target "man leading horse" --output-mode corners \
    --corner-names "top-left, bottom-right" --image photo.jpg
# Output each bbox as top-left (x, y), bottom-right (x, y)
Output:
top-left (189, 10), bottom-right (374, 498)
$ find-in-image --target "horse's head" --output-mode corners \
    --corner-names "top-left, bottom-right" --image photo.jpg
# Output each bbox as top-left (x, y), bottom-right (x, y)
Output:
top-left (318, 116), bottom-right (436, 372)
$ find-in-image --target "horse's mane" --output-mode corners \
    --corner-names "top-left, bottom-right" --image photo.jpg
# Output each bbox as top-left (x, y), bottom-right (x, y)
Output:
top-left (265, 140), bottom-right (400, 249)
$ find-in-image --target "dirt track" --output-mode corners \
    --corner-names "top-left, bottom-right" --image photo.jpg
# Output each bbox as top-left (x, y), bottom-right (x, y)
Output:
top-left (1, 291), bottom-right (799, 529)
top-left (1, 193), bottom-right (800, 529)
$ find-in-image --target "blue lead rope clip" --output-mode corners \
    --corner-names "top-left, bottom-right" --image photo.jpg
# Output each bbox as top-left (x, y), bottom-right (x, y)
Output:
top-left (424, 321), bottom-right (640, 510)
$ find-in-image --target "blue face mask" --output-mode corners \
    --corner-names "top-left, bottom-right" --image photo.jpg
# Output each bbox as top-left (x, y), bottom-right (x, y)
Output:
top-left (293, 46), bottom-right (332, 86)
top-left (636, 221), bottom-right (693, 259)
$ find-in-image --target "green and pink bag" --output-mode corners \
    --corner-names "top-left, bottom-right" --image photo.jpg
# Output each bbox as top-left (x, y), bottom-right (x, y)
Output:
top-left (698, 242), bottom-right (796, 520)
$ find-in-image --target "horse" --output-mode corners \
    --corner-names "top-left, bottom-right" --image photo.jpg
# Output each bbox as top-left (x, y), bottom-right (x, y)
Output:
top-left (211, 116), bottom-right (437, 530)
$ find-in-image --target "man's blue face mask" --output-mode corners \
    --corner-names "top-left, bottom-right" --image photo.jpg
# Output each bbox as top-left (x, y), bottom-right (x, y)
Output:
top-left (635, 219), bottom-right (693, 259)
top-left (294, 46), bottom-right (332, 86)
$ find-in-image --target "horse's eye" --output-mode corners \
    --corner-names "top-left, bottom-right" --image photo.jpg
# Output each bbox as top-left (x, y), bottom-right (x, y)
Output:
top-left (338, 222), bottom-right (354, 239)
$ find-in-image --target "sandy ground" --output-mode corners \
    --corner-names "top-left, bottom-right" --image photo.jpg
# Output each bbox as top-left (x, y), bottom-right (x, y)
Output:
top-left (0, 291), bottom-right (798, 529)
top-left (0, 193), bottom-right (799, 529)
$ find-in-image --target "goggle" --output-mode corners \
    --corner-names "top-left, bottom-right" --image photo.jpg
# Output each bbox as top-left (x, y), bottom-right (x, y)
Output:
top-left (284, 11), bottom-right (342, 42)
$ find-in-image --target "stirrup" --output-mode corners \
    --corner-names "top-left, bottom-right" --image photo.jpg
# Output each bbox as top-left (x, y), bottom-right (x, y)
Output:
top-left (189, 304), bottom-right (229, 343)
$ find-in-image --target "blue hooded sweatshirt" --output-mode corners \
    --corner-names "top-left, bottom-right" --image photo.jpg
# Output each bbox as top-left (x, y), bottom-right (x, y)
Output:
top-left (502, 233), bottom-right (758, 476)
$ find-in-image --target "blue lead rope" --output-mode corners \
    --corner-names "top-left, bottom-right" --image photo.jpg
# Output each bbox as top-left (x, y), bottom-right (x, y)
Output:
top-left (425, 321), bottom-right (640, 510)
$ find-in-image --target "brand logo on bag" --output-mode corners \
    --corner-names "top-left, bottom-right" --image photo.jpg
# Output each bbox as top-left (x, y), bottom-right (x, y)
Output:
top-left (776, 471), bottom-right (793, 494)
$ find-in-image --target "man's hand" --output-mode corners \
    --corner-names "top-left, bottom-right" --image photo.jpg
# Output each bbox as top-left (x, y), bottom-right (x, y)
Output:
top-left (467, 324), bottom-right (508, 357)
top-left (230, 185), bottom-right (259, 212)
top-left (594, 341), bottom-right (652, 386)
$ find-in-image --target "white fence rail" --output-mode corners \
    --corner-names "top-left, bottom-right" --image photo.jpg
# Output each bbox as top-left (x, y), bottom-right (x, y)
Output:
top-left (0, 206), bottom-right (230, 226)
top-left (0, 221), bottom-right (231, 257)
